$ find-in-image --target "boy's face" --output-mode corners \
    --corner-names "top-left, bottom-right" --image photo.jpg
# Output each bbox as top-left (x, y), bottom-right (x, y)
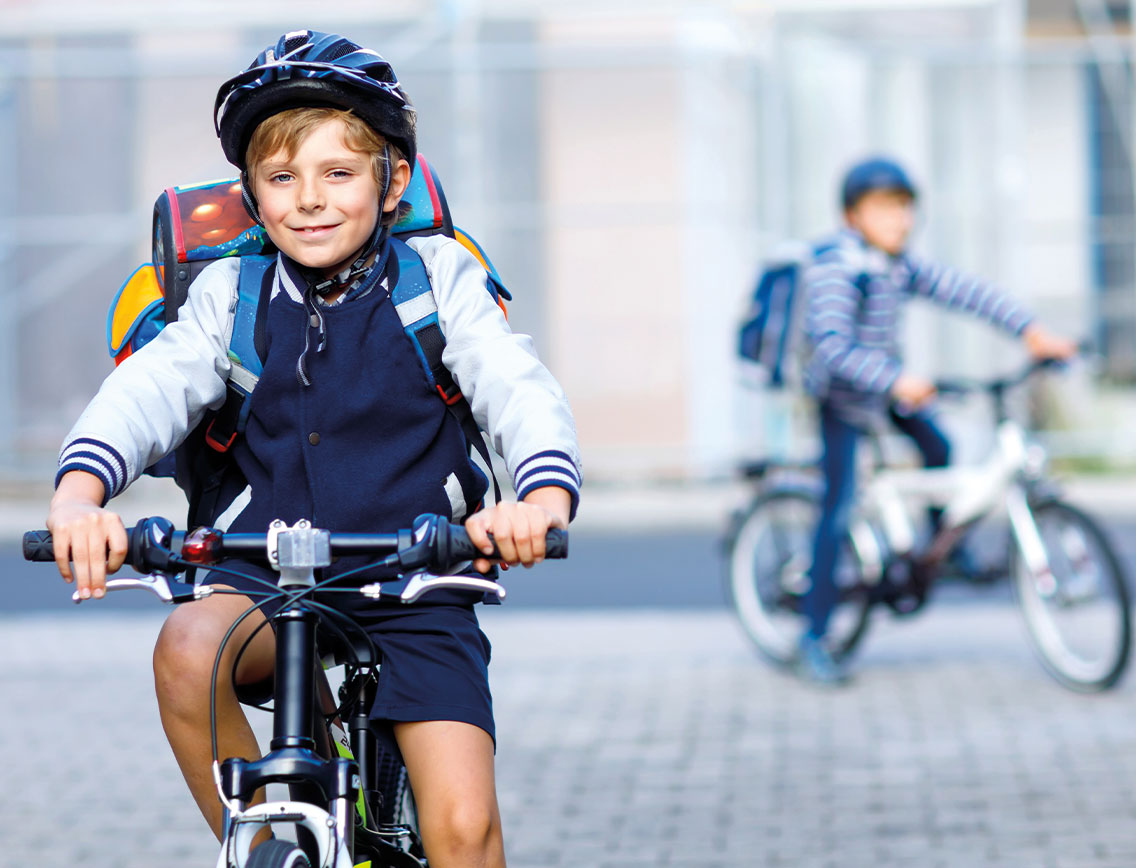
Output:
top-left (844, 189), bottom-right (916, 256)
top-left (252, 118), bottom-right (406, 277)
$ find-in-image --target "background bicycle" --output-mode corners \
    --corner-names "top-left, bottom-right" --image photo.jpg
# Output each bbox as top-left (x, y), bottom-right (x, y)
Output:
top-left (725, 357), bottom-right (1132, 692)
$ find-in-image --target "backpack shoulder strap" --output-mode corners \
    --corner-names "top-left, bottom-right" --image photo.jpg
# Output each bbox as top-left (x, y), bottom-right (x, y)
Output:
top-left (201, 254), bottom-right (273, 452)
top-left (389, 238), bottom-right (463, 406)
top-left (229, 254), bottom-right (273, 387)
top-left (388, 237), bottom-right (501, 504)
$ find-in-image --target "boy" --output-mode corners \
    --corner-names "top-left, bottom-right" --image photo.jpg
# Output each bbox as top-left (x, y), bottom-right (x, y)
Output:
top-left (45, 31), bottom-right (581, 868)
top-left (799, 156), bottom-right (1074, 684)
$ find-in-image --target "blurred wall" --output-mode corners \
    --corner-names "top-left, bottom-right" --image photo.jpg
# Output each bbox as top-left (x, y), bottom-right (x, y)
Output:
top-left (0, 0), bottom-right (1127, 485)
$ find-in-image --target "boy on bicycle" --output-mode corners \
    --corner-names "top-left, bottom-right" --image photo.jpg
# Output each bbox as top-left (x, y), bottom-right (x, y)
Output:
top-left (799, 156), bottom-right (1074, 684)
top-left (45, 30), bottom-right (580, 867)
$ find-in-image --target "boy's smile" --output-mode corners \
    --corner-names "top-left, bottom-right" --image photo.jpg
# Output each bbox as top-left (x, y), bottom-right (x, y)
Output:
top-left (252, 118), bottom-right (382, 279)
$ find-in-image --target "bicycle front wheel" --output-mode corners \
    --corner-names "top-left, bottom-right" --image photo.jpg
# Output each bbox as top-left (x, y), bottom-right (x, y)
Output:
top-left (244, 839), bottom-right (312, 868)
top-left (1011, 499), bottom-right (1132, 692)
top-left (726, 487), bottom-right (871, 666)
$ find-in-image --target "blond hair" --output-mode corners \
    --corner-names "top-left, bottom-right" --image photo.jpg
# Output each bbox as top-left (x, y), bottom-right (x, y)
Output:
top-left (246, 107), bottom-right (407, 227)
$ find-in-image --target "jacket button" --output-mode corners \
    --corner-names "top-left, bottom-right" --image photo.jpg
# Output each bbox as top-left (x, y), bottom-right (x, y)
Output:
top-left (308, 432), bottom-right (320, 446)
top-left (310, 314), bottom-right (320, 328)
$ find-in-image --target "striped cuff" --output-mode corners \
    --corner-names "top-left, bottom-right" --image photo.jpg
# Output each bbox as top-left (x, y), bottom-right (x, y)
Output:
top-left (514, 450), bottom-right (582, 521)
top-left (56, 438), bottom-right (129, 505)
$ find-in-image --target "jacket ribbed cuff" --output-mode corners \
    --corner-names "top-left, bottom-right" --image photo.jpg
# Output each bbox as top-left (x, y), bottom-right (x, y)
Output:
top-left (514, 450), bottom-right (581, 521)
top-left (56, 438), bottom-right (128, 505)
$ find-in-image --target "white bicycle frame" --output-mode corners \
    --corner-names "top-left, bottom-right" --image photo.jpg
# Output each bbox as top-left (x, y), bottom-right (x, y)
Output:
top-left (849, 418), bottom-right (1056, 591)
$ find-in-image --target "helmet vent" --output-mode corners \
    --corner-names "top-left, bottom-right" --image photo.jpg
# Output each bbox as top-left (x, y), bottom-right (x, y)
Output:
top-left (325, 41), bottom-right (359, 61)
top-left (283, 34), bottom-right (309, 55)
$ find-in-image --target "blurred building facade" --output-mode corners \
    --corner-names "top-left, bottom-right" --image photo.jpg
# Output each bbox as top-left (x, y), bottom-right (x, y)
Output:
top-left (0, 0), bottom-right (1132, 485)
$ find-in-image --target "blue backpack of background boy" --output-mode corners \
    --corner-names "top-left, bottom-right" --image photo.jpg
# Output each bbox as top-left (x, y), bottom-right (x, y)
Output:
top-left (737, 237), bottom-right (866, 389)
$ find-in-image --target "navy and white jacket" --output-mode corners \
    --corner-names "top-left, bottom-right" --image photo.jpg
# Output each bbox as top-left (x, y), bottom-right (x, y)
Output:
top-left (57, 235), bottom-right (581, 538)
top-left (803, 229), bottom-right (1034, 420)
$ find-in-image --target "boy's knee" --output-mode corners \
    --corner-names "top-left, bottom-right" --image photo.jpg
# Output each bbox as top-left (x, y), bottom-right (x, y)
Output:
top-left (424, 801), bottom-right (499, 860)
top-left (153, 608), bottom-right (227, 701)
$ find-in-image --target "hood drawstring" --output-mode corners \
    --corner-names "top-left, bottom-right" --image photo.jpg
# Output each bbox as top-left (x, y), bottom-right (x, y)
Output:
top-left (294, 145), bottom-right (395, 387)
top-left (295, 226), bottom-right (393, 387)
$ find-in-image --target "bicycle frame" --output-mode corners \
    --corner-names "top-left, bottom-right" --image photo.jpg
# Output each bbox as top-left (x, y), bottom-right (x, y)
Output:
top-left (216, 524), bottom-right (359, 868)
top-left (23, 512), bottom-right (568, 868)
top-left (849, 417), bottom-right (1050, 586)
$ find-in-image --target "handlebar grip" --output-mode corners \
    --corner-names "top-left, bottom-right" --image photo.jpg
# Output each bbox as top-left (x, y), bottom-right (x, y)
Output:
top-left (545, 529), bottom-right (569, 559)
top-left (444, 525), bottom-right (569, 563)
top-left (23, 530), bottom-right (55, 562)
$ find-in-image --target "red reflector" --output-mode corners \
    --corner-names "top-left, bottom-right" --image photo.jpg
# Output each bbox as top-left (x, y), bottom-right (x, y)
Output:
top-left (182, 527), bottom-right (223, 565)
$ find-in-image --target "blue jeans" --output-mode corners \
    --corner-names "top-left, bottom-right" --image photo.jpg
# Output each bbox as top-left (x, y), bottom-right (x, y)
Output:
top-left (804, 402), bottom-right (951, 639)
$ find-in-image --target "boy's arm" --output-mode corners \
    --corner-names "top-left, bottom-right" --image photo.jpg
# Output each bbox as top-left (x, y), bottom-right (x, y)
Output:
top-left (409, 235), bottom-right (582, 519)
top-left (55, 259), bottom-right (237, 503)
top-left (804, 253), bottom-right (901, 395)
top-left (905, 256), bottom-right (1033, 337)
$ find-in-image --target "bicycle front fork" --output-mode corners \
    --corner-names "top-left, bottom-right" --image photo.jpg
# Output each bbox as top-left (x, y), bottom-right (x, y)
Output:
top-left (1005, 483), bottom-right (1056, 594)
top-left (216, 603), bottom-right (360, 868)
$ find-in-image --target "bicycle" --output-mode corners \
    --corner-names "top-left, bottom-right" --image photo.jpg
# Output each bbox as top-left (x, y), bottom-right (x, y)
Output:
top-left (724, 357), bottom-right (1132, 692)
top-left (24, 512), bottom-right (567, 868)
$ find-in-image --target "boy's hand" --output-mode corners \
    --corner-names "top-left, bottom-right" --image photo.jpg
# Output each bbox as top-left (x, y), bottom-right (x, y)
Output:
top-left (464, 489), bottom-right (570, 575)
top-left (46, 471), bottom-right (127, 600)
top-left (890, 373), bottom-right (937, 410)
top-left (1022, 324), bottom-right (1077, 362)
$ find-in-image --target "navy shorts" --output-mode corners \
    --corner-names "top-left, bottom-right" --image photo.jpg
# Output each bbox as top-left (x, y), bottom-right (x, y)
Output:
top-left (203, 563), bottom-right (495, 742)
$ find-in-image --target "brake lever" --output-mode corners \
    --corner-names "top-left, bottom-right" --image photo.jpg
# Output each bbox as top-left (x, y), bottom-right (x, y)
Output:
top-left (71, 574), bottom-right (214, 605)
top-left (359, 572), bottom-right (506, 605)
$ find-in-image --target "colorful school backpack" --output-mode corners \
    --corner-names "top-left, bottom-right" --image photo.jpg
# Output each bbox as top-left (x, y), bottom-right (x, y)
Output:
top-left (107, 154), bottom-right (509, 526)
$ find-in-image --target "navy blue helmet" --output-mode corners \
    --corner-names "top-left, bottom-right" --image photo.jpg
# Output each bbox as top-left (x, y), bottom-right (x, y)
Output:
top-left (214, 30), bottom-right (417, 171)
top-left (840, 157), bottom-right (918, 210)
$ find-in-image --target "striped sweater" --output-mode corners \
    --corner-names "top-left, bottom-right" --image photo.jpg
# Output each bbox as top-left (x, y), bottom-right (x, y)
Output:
top-left (803, 229), bottom-right (1033, 416)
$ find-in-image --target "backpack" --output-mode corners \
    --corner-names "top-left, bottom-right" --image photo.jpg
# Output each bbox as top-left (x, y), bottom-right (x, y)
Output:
top-left (737, 240), bottom-right (815, 389)
top-left (737, 237), bottom-right (871, 389)
top-left (106, 154), bottom-right (509, 527)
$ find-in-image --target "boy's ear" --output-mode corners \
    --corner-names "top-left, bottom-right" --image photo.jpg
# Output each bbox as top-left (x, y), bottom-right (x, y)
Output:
top-left (383, 159), bottom-right (413, 214)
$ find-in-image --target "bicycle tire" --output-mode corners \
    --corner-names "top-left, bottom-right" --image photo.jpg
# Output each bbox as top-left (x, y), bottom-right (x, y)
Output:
top-left (725, 486), bottom-right (871, 666)
top-left (1010, 498), bottom-right (1132, 692)
top-left (244, 839), bottom-right (312, 868)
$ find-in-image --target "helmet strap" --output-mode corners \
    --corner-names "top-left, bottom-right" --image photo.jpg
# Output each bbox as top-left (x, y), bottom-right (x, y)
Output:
top-left (239, 171), bottom-right (263, 226)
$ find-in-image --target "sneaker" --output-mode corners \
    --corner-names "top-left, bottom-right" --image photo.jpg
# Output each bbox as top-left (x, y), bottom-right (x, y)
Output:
top-left (795, 633), bottom-right (851, 686)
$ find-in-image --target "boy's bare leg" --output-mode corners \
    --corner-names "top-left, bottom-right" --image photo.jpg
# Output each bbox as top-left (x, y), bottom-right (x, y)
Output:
top-left (396, 720), bottom-right (506, 868)
top-left (152, 588), bottom-right (276, 839)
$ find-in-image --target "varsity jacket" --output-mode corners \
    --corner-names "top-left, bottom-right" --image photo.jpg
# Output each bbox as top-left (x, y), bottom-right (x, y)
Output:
top-left (56, 235), bottom-right (582, 529)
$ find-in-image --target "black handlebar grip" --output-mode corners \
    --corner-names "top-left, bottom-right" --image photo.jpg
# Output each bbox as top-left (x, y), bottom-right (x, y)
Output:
top-left (544, 529), bottom-right (569, 559)
top-left (22, 524), bottom-right (150, 568)
top-left (445, 525), bottom-right (569, 563)
top-left (23, 530), bottom-right (55, 562)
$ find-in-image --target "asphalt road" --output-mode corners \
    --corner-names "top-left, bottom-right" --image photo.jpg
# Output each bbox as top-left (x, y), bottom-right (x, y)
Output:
top-left (4, 516), bottom-right (1135, 615)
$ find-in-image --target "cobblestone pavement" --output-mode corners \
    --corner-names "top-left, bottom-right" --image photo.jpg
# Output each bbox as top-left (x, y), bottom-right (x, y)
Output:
top-left (3, 604), bottom-right (1136, 868)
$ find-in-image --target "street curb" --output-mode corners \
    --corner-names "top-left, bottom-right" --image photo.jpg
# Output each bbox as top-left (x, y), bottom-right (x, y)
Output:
top-left (3, 473), bottom-right (1133, 543)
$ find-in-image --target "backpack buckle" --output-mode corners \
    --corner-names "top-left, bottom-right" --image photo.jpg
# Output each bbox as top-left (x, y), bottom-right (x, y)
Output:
top-left (437, 383), bottom-right (464, 406)
top-left (204, 418), bottom-right (238, 452)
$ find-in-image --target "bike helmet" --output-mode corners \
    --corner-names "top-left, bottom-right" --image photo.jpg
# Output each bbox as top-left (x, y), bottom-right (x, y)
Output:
top-left (214, 30), bottom-right (417, 173)
top-left (840, 157), bottom-right (918, 210)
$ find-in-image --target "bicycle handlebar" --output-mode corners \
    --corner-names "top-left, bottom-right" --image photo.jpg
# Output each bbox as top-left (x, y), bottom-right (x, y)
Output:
top-left (933, 351), bottom-right (1086, 398)
top-left (23, 513), bottom-right (569, 576)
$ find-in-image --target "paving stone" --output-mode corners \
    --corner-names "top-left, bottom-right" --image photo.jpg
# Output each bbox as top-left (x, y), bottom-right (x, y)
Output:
top-left (3, 605), bottom-right (1136, 867)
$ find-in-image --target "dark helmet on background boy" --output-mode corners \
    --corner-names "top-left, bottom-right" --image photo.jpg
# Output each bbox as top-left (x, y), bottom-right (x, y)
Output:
top-left (213, 30), bottom-right (417, 224)
top-left (840, 157), bottom-right (918, 211)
